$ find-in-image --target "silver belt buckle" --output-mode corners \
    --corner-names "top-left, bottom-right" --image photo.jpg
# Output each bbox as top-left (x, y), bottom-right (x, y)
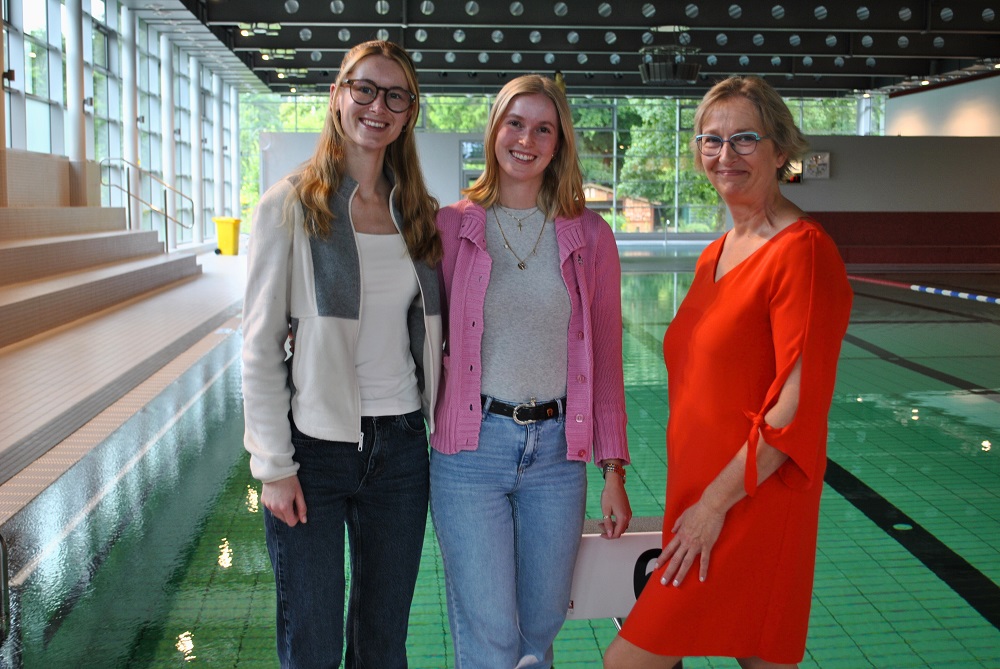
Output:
top-left (512, 397), bottom-right (537, 425)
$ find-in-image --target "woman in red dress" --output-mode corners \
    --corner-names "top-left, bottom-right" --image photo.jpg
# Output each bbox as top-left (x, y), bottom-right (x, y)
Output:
top-left (604, 76), bottom-right (853, 669)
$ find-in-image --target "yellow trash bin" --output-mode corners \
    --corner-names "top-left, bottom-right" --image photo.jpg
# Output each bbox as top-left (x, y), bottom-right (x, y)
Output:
top-left (213, 217), bottom-right (241, 256)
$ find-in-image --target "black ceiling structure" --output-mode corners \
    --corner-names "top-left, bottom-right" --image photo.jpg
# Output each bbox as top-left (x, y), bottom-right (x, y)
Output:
top-left (170, 0), bottom-right (1000, 98)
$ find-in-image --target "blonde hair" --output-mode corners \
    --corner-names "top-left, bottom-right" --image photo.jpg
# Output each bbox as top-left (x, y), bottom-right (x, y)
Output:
top-left (292, 40), bottom-right (441, 265)
top-left (692, 75), bottom-right (810, 182)
top-left (463, 74), bottom-right (584, 219)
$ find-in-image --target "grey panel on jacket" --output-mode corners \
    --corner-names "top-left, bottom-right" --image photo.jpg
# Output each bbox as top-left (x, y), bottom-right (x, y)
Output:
top-left (307, 180), bottom-right (441, 319)
top-left (411, 258), bottom-right (441, 316)
top-left (308, 189), bottom-right (362, 319)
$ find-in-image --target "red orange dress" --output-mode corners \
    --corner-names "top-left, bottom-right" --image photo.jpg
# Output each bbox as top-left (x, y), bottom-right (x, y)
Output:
top-left (620, 219), bottom-right (853, 663)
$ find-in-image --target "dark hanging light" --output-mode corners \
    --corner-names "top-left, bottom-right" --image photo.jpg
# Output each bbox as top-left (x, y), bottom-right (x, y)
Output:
top-left (638, 46), bottom-right (701, 84)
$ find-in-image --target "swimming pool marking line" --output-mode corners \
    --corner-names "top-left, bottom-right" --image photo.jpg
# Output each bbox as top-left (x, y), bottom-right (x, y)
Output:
top-left (10, 350), bottom-right (241, 588)
top-left (848, 275), bottom-right (1000, 305)
top-left (824, 459), bottom-right (1000, 630)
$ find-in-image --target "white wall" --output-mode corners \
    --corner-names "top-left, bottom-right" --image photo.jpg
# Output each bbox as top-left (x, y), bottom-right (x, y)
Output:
top-left (259, 131), bottom-right (478, 207)
top-left (261, 132), bottom-right (1000, 219)
top-left (259, 132), bottom-right (316, 195)
top-left (416, 132), bottom-right (481, 206)
top-left (787, 135), bottom-right (1000, 212)
top-left (886, 75), bottom-right (1000, 137)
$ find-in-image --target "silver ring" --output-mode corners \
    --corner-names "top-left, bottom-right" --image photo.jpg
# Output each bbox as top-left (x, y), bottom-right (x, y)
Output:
top-left (602, 515), bottom-right (611, 520)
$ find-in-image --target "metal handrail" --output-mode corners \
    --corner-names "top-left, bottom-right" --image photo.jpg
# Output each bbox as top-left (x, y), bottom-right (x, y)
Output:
top-left (99, 157), bottom-right (194, 232)
top-left (1, 533), bottom-right (9, 641)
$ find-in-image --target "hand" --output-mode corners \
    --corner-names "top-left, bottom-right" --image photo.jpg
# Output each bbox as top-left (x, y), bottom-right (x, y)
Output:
top-left (262, 476), bottom-right (307, 527)
top-left (599, 476), bottom-right (632, 539)
top-left (654, 498), bottom-right (725, 586)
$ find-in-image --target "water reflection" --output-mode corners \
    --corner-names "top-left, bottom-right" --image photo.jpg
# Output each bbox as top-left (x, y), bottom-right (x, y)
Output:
top-left (245, 485), bottom-right (259, 514)
top-left (826, 388), bottom-right (998, 578)
top-left (618, 272), bottom-right (694, 388)
top-left (175, 630), bottom-right (196, 661)
top-left (621, 272), bottom-right (694, 323)
top-left (218, 538), bottom-right (233, 569)
top-left (0, 340), bottom-right (246, 668)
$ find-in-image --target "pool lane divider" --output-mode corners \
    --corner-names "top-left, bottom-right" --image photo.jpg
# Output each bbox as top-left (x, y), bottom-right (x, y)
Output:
top-left (848, 275), bottom-right (1000, 305)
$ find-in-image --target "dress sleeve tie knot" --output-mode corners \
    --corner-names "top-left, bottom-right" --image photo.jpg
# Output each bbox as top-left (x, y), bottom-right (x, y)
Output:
top-left (743, 410), bottom-right (766, 496)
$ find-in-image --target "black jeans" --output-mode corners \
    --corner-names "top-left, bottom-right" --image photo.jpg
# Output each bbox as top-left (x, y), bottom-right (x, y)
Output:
top-left (265, 410), bottom-right (430, 669)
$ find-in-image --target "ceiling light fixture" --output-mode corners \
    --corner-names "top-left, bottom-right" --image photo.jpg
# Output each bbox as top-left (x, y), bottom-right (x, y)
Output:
top-left (638, 46), bottom-right (701, 84)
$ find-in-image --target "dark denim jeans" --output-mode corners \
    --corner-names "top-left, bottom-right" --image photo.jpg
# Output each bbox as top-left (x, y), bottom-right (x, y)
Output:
top-left (265, 410), bottom-right (430, 669)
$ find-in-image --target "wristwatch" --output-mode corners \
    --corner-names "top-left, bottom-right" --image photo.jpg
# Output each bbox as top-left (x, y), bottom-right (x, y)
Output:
top-left (602, 462), bottom-right (626, 484)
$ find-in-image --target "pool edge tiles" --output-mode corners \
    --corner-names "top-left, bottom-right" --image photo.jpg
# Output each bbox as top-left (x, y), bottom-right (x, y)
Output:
top-left (0, 329), bottom-right (246, 668)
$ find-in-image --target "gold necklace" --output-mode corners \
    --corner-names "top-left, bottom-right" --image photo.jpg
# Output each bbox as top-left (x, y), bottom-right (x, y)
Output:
top-left (496, 204), bottom-right (539, 232)
top-left (493, 206), bottom-right (546, 270)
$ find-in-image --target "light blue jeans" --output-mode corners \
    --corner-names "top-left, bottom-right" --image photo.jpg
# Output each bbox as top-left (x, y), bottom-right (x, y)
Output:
top-left (430, 397), bottom-right (587, 669)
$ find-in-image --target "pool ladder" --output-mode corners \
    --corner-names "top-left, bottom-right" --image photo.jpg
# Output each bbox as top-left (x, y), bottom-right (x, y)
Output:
top-left (1, 533), bottom-right (8, 641)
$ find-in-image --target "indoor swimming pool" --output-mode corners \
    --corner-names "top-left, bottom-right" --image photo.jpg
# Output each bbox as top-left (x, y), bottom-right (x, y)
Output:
top-left (0, 268), bottom-right (997, 668)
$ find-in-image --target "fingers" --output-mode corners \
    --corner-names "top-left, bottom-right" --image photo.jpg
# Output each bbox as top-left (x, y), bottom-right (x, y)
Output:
top-left (271, 500), bottom-right (300, 527)
top-left (599, 487), bottom-right (632, 539)
top-left (262, 477), bottom-right (307, 527)
top-left (658, 502), bottom-right (722, 587)
top-left (607, 512), bottom-right (632, 538)
top-left (599, 513), bottom-right (630, 538)
top-left (672, 551), bottom-right (697, 586)
top-left (652, 543), bottom-right (676, 571)
top-left (659, 549), bottom-right (682, 586)
top-left (608, 517), bottom-right (628, 539)
top-left (266, 503), bottom-right (291, 526)
top-left (656, 538), bottom-right (706, 587)
top-left (600, 514), bottom-right (614, 537)
top-left (294, 486), bottom-right (308, 525)
top-left (658, 549), bottom-right (709, 587)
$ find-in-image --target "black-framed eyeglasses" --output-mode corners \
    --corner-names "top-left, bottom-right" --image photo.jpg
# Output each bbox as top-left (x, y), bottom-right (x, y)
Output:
top-left (695, 132), bottom-right (769, 156)
top-left (342, 78), bottom-right (415, 113)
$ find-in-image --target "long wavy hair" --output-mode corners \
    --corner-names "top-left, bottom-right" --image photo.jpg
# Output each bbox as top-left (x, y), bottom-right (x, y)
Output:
top-left (291, 40), bottom-right (441, 265)
top-left (463, 74), bottom-right (584, 219)
top-left (692, 75), bottom-right (810, 182)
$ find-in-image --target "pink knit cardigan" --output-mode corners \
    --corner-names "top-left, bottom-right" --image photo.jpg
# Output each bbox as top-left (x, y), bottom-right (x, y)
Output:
top-left (430, 200), bottom-right (630, 466)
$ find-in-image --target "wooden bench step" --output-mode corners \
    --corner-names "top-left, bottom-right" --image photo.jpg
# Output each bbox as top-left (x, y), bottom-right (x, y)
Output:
top-left (0, 207), bottom-right (126, 240)
top-left (0, 253), bottom-right (202, 348)
top-left (0, 230), bottom-right (163, 285)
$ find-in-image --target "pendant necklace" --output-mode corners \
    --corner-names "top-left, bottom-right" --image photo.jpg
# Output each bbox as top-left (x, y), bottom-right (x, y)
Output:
top-left (496, 204), bottom-right (539, 232)
top-left (493, 206), bottom-right (546, 270)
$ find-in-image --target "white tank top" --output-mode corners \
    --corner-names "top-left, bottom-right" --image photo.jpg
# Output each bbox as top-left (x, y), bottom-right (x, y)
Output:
top-left (355, 232), bottom-right (421, 416)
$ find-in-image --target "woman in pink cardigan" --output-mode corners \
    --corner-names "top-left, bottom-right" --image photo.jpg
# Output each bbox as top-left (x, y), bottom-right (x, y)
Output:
top-left (430, 74), bottom-right (632, 669)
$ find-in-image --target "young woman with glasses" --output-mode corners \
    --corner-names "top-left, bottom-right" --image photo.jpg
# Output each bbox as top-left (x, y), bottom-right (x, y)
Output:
top-left (603, 76), bottom-right (853, 669)
top-left (431, 74), bottom-right (633, 669)
top-left (242, 40), bottom-right (442, 668)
